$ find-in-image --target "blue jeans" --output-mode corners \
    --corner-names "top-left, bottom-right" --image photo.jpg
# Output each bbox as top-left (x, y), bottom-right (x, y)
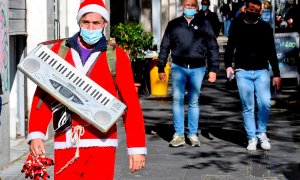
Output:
top-left (171, 63), bottom-right (206, 136)
top-left (224, 19), bottom-right (231, 37)
top-left (235, 69), bottom-right (271, 140)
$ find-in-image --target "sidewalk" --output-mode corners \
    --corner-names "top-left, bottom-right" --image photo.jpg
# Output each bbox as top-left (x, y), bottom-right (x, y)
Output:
top-left (114, 70), bottom-right (300, 180)
top-left (1, 59), bottom-right (300, 180)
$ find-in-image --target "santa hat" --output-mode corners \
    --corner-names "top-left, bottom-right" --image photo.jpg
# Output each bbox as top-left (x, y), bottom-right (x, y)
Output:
top-left (77, 0), bottom-right (109, 23)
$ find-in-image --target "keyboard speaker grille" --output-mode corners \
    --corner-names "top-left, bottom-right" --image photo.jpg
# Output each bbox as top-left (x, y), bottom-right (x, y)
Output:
top-left (23, 59), bottom-right (41, 73)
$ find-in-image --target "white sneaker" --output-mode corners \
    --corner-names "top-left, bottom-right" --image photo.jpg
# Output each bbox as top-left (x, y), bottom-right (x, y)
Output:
top-left (257, 133), bottom-right (271, 150)
top-left (247, 137), bottom-right (257, 151)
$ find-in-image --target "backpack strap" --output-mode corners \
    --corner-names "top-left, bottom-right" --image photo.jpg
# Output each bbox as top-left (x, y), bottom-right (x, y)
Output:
top-left (57, 39), bottom-right (69, 59)
top-left (106, 45), bottom-right (117, 79)
top-left (106, 45), bottom-right (122, 98)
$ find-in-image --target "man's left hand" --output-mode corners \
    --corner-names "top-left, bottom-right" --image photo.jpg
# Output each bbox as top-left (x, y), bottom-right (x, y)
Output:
top-left (208, 72), bottom-right (217, 83)
top-left (129, 154), bottom-right (146, 173)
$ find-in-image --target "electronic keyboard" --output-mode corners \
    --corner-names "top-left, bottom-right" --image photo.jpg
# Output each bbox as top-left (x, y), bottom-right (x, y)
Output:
top-left (17, 44), bottom-right (126, 133)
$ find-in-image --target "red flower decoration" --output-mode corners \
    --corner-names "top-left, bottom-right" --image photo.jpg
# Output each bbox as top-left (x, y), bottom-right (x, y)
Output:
top-left (21, 154), bottom-right (54, 179)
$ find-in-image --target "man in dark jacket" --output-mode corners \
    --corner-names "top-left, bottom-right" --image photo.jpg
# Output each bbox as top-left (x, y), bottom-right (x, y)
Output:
top-left (157, 0), bottom-right (219, 148)
top-left (197, 0), bottom-right (221, 37)
top-left (224, 0), bottom-right (281, 151)
top-left (220, 0), bottom-right (232, 36)
top-left (284, 4), bottom-right (300, 34)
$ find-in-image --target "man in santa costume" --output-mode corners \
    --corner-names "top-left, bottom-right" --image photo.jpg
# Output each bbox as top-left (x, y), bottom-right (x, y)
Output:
top-left (27, 0), bottom-right (147, 179)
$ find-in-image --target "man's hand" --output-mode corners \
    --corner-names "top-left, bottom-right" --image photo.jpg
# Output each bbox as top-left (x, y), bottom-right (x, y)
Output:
top-left (287, 18), bottom-right (293, 27)
top-left (226, 67), bottom-right (235, 80)
top-left (30, 138), bottom-right (45, 157)
top-left (208, 72), bottom-right (217, 83)
top-left (128, 154), bottom-right (146, 173)
top-left (158, 73), bottom-right (167, 82)
top-left (273, 77), bottom-right (282, 90)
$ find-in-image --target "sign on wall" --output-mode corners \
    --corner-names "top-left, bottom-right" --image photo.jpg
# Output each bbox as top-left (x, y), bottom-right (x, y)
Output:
top-left (274, 32), bottom-right (299, 78)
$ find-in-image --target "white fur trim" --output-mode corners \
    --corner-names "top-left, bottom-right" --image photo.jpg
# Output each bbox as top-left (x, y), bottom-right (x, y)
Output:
top-left (71, 48), bottom-right (101, 75)
top-left (77, 4), bottom-right (109, 23)
top-left (27, 132), bottom-right (46, 144)
top-left (54, 139), bottom-right (118, 149)
top-left (127, 147), bottom-right (147, 155)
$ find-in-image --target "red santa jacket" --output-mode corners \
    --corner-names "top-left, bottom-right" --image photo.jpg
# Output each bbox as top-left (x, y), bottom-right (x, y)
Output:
top-left (27, 37), bottom-right (147, 155)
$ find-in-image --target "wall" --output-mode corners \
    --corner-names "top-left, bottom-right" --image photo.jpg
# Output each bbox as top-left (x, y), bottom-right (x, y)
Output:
top-left (26, 0), bottom-right (48, 114)
top-left (152, 0), bottom-right (161, 48)
top-left (58, 0), bottom-right (80, 39)
top-left (9, 0), bottom-right (26, 139)
top-left (141, 0), bottom-right (152, 32)
top-left (150, 0), bottom-right (184, 49)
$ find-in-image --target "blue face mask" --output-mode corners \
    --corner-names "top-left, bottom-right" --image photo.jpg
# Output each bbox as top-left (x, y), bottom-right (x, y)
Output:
top-left (184, 8), bottom-right (197, 18)
top-left (80, 27), bottom-right (103, 45)
top-left (202, 5), bottom-right (208, 11)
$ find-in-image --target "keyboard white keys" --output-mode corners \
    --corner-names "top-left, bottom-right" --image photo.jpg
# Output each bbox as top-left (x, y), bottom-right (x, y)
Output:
top-left (18, 44), bottom-right (126, 133)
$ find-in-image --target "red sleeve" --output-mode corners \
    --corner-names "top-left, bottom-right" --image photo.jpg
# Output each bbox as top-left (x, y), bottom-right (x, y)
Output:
top-left (115, 47), bottom-right (146, 149)
top-left (28, 87), bottom-right (53, 137)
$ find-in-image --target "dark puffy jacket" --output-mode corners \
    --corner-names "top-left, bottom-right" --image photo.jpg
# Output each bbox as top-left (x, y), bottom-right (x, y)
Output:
top-left (157, 15), bottom-right (219, 73)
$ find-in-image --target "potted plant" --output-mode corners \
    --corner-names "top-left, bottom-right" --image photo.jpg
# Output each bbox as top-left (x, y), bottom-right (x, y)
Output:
top-left (111, 22), bottom-right (153, 62)
top-left (111, 22), bottom-right (153, 94)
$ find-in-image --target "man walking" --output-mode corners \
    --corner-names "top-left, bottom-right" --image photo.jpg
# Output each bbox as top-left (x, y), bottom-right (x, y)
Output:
top-left (27, 0), bottom-right (146, 179)
top-left (224, 0), bottom-right (281, 151)
top-left (197, 0), bottom-right (221, 37)
top-left (157, 0), bottom-right (219, 147)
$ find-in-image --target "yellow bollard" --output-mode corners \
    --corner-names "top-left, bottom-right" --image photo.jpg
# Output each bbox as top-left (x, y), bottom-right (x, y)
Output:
top-left (150, 58), bottom-right (171, 96)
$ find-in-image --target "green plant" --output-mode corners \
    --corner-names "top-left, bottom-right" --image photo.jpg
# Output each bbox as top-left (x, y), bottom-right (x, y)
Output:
top-left (111, 22), bottom-right (153, 62)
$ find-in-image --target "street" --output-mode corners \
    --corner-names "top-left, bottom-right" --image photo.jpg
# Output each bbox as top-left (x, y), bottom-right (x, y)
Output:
top-left (1, 57), bottom-right (300, 180)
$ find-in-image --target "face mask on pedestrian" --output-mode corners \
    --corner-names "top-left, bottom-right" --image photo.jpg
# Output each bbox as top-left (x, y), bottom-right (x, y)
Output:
top-left (184, 8), bottom-right (197, 18)
top-left (80, 27), bottom-right (103, 45)
top-left (201, 5), bottom-right (208, 11)
top-left (245, 11), bottom-right (260, 22)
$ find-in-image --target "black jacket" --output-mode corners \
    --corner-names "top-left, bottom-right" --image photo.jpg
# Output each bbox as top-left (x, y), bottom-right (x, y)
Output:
top-left (157, 16), bottom-right (219, 73)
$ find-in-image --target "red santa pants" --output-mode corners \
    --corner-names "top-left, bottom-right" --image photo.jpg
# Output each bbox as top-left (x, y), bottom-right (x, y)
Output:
top-left (54, 147), bottom-right (116, 180)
